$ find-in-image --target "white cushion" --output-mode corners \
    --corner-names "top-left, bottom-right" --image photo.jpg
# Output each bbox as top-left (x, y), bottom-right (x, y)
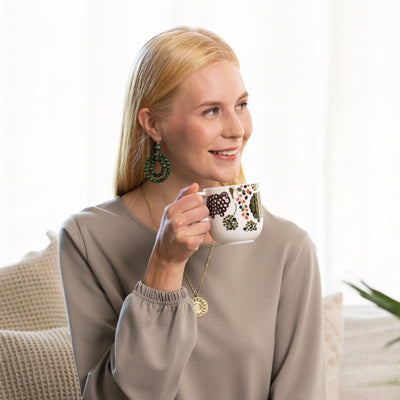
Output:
top-left (0, 231), bottom-right (67, 331)
top-left (0, 327), bottom-right (80, 399)
top-left (0, 232), bottom-right (80, 399)
top-left (323, 292), bottom-right (344, 400)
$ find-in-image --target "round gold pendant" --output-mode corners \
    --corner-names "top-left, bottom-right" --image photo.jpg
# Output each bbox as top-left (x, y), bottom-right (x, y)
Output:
top-left (192, 296), bottom-right (208, 318)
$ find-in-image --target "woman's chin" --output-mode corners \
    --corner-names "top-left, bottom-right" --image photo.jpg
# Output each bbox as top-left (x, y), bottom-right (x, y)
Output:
top-left (177, 166), bottom-right (241, 187)
top-left (213, 171), bottom-right (240, 185)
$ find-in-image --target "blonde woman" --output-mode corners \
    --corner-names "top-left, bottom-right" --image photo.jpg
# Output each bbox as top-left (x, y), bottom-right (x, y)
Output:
top-left (59, 27), bottom-right (326, 399)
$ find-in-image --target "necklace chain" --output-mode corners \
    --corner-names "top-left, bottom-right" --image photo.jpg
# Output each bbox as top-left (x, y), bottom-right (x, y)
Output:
top-left (184, 241), bottom-right (214, 297)
top-left (141, 186), bottom-right (160, 230)
top-left (140, 186), bottom-right (214, 317)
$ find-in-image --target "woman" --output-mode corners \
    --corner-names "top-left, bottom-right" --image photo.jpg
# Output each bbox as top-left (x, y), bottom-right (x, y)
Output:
top-left (59, 26), bottom-right (326, 399)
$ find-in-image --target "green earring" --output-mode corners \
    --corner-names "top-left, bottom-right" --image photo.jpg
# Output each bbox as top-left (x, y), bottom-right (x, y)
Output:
top-left (144, 142), bottom-right (170, 183)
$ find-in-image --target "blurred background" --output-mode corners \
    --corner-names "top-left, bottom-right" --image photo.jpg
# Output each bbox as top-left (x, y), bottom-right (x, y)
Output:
top-left (1, 0), bottom-right (399, 303)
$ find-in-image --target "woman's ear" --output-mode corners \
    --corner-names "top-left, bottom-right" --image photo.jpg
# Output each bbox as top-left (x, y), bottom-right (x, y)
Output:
top-left (137, 108), bottom-right (162, 142)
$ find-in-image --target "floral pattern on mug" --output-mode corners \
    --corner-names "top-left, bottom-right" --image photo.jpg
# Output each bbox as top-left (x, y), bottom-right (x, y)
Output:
top-left (206, 192), bottom-right (231, 218)
top-left (212, 184), bottom-right (262, 232)
top-left (222, 215), bottom-right (239, 230)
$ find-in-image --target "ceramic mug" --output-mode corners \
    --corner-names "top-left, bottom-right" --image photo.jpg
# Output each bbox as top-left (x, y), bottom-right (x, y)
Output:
top-left (200, 183), bottom-right (263, 244)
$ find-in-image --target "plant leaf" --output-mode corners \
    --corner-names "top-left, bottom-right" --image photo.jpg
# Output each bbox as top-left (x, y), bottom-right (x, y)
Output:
top-left (360, 281), bottom-right (400, 318)
top-left (344, 281), bottom-right (400, 318)
top-left (385, 336), bottom-right (400, 348)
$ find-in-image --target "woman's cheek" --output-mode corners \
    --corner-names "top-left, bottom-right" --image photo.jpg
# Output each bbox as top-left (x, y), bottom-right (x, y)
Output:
top-left (243, 114), bottom-right (253, 142)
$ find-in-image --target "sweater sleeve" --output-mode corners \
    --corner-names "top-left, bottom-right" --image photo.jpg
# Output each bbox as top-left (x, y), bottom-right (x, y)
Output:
top-left (58, 217), bottom-right (197, 400)
top-left (269, 233), bottom-right (326, 399)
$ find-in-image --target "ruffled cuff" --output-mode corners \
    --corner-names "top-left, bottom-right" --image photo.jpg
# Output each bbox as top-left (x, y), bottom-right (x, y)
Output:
top-left (133, 280), bottom-right (190, 305)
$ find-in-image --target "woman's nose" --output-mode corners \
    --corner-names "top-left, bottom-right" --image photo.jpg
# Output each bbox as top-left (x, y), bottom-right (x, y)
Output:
top-left (222, 111), bottom-right (245, 138)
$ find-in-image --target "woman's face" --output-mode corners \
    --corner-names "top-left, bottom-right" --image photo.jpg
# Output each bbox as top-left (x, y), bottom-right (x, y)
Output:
top-left (159, 60), bottom-right (252, 187)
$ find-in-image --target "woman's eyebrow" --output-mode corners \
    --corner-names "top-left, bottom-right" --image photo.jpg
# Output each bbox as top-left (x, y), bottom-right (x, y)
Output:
top-left (195, 91), bottom-right (249, 109)
top-left (238, 91), bottom-right (249, 100)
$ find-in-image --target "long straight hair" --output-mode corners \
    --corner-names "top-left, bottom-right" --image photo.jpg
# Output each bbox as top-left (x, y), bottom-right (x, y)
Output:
top-left (114, 26), bottom-right (246, 196)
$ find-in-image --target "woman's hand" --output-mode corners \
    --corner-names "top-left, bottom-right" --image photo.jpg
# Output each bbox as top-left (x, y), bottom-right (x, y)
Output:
top-left (143, 183), bottom-right (211, 291)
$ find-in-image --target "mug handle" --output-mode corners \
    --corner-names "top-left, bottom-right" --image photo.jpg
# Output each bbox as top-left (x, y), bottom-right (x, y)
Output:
top-left (197, 191), bottom-right (209, 222)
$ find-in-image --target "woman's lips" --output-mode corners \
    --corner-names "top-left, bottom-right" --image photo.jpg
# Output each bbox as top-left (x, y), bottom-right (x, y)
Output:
top-left (209, 148), bottom-right (240, 160)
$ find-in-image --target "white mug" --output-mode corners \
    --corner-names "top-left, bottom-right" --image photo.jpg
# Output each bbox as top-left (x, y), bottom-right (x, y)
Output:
top-left (200, 183), bottom-right (263, 244)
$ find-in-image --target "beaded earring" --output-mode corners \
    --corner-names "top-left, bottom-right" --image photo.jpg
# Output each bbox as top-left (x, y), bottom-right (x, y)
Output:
top-left (144, 142), bottom-right (170, 183)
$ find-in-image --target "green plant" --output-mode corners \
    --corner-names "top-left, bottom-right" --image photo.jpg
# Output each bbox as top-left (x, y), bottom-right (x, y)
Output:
top-left (344, 281), bottom-right (400, 347)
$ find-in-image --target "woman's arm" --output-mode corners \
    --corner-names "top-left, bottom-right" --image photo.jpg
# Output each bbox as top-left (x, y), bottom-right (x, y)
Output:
top-left (59, 218), bottom-right (197, 400)
top-left (270, 233), bottom-right (326, 399)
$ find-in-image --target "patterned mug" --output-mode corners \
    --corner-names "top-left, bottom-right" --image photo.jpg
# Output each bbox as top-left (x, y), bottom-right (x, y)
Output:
top-left (200, 183), bottom-right (263, 244)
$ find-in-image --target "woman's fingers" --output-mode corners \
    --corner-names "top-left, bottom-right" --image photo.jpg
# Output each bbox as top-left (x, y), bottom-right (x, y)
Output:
top-left (166, 195), bottom-right (204, 222)
top-left (174, 221), bottom-right (210, 251)
top-left (166, 183), bottom-right (208, 228)
top-left (175, 182), bottom-right (199, 201)
top-left (177, 220), bottom-right (210, 238)
top-left (168, 202), bottom-right (209, 228)
top-left (153, 183), bottom-right (211, 263)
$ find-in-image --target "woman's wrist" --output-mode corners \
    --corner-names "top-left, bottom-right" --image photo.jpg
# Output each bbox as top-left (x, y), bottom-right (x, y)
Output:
top-left (143, 253), bottom-right (186, 291)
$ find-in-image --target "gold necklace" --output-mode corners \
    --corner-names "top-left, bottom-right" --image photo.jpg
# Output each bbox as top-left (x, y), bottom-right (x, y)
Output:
top-left (141, 186), bottom-right (214, 318)
top-left (184, 241), bottom-right (214, 318)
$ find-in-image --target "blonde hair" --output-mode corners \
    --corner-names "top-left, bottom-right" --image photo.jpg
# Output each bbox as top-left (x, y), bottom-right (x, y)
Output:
top-left (114, 26), bottom-right (246, 196)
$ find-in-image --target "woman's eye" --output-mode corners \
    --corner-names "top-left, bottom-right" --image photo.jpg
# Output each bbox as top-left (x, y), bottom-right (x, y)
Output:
top-left (237, 102), bottom-right (248, 110)
top-left (204, 107), bottom-right (219, 116)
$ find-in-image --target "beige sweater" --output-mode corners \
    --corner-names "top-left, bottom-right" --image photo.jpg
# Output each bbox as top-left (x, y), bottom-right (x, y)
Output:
top-left (59, 197), bottom-right (326, 399)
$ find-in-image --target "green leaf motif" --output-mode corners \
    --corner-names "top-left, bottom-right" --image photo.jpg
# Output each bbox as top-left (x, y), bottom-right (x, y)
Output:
top-left (229, 187), bottom-right (234, 199)
top-left (243, 221), bottom-right (257, 232)
top-left (249, 193), bottom-right (261, 222)
top-left (223, 215), bottom-right (239, 231)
